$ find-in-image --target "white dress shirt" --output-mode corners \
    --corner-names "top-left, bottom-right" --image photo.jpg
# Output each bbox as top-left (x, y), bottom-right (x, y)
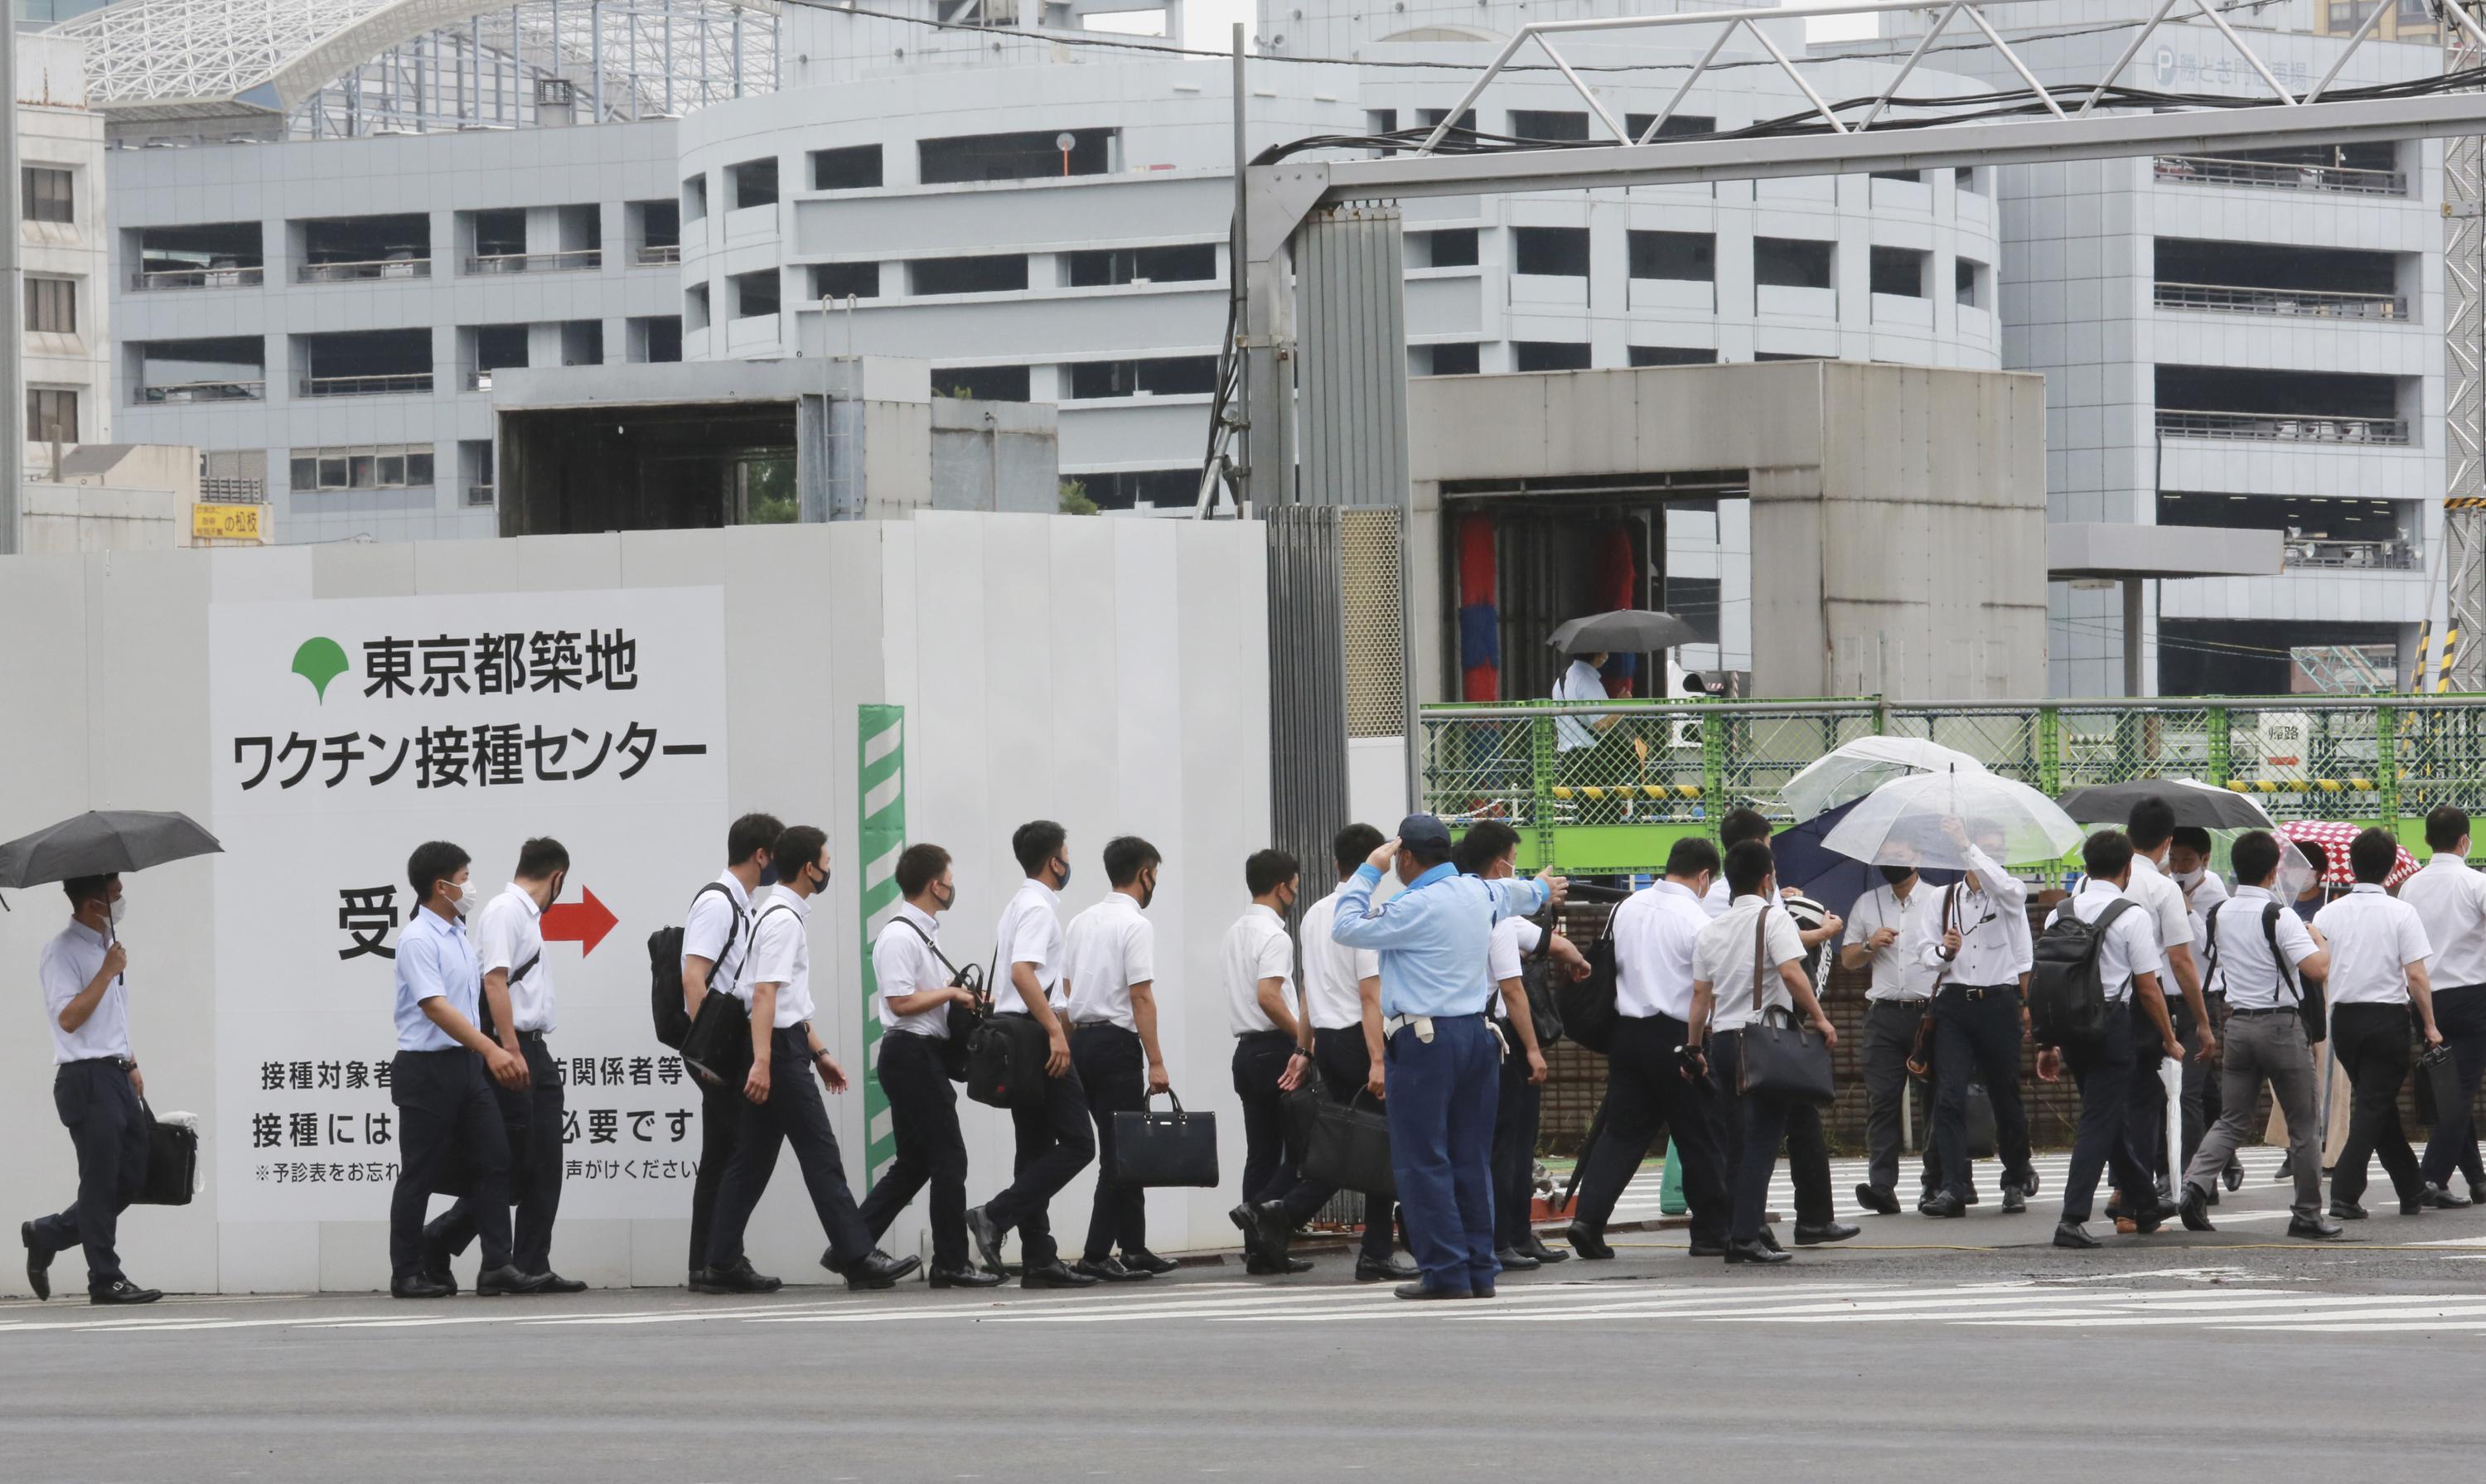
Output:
top-left (2397, 853), bottom-right (2486, 990)
top-left (1701, 879), bottom-right (1732, 919)
top-left (1846, 881), bottom-right (1938, 1002)
top-left (1488, 916), bottom-right (1545, 986)
top-left (475, 882), bottom-right (554, 1033)
top-left (1553, 658), bottom-right (1608, 752)
top-left (680, 870), bottom-right (755, 1011)
top-left (1918, 847), bottom-right (2033, 986)
top-left (872, 901), bottom-right (952, 1037)
top-left (2206, 886), bottom-right (2319, 1011)
top-left (2313, 884), bottom-right (2432, 1008)
top-left (1611, 879), bottom-right (1710, 1021)
top-left (1299, 883), bottom-right (1380, 1032)
top-left (2177, 868), bottom-right (2230, 968)
top-left (40, 918), bottom-right (129, 1063)
top-left (2046, 881), bottom-right (2164, 1003)
top-left (737, 888), bottom-right (815, 1028)
top-left (1062, 893), bottom-right (1157, 1032)
top-left (1694, 895), bottom-right (1807, 1034)
top-left (2127, 854), bottom-right (2194, 958)
top-left (1223, 904), bottom-right (1299, 1036)
top-left (991, 877), bottom-right (1065, 1017)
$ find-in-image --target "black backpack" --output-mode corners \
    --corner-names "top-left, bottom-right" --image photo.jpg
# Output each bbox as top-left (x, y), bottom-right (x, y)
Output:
top-left (649, 881), bottom-right (739, 1051)
top-left (2029, 897), bottom-right (2138, 1047)
top-left (1556, 933), bottom-right (1619, 1055)
top-left (965, 1011), bottom-right (1051, 1109)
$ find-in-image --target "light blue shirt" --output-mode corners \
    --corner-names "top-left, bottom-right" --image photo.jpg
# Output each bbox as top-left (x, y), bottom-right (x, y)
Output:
top-left (1332, 863), bottom-right (1547, 1018)
top-left (394, 906), bottom-right (480, 1052)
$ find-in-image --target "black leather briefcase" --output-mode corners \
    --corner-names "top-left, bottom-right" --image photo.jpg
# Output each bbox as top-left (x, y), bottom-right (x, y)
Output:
top-left (2415, 1043), bottom-right (2464, 1127)
top-left (135, 1103), bottom-right (197, 1207)
top-left (1111, 1090), bottom-right (1220, 1187)
top-left (1303, 1089), bottom-right (1395, 1201)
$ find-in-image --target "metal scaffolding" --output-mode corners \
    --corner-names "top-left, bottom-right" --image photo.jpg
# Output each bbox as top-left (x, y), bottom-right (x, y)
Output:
top-left (2445, 2), bottom-right (2486, 689)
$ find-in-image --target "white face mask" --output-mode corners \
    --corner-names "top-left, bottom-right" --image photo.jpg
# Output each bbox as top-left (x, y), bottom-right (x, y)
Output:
top-left (446, 878), bottom-right (475, 918)
top-left (2174, 868), bottom-right (2205, 889)
top-left (103, 897), bottom-right (126, 928)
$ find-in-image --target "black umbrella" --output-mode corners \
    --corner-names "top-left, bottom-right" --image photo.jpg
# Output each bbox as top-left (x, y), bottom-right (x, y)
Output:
top-left (0, 810), bottom-right (225, 890)
top-left (1545, 609), bottom-right (1700, 657)
top-left (2054, 779), bottom-right (2274, 830)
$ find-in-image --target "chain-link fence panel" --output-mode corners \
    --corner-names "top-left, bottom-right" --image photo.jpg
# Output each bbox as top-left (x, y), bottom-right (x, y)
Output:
top-left (2395, 701), bottom-right (2486, 819)
top-left (1884, 708), bottom-right (2046, 786)
top-left (1724, 708), bottom-right (1881, 818)
top-left (1548, 706), bottom-right (1708, 824)
top-left (1420, 711), bottom-right (1539, 825)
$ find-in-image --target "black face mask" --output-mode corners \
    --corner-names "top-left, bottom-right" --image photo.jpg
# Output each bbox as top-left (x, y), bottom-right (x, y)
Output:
top-left (757, 861), bottom-right (779, 888)
top-left (931, 882), bottom-right (955, 913)
top-left (1138, 872), bottom-right (1156, 910)
top-left (1053, 858), bottom-right (1072, 892)
top-left (1879, 866), bottom-right (1915, 887)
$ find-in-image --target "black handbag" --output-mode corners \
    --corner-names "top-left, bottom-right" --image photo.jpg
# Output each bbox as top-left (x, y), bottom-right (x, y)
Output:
top-left (2416, 1042), bottom-right (2464, 1126)
top-left (966, 1011), bottom-right (1052, 1110)
top-left (1281, 1055), bottom-right (1328, 1148)
top-left (679, 978), bottom-right (754, 1090)
top-left (1302, 1087), bottom-right (1395, 1200)
top-left (134, 1100), bottom-right (197, 1207)
top-left (889, 917), bottom-right (986, 1083)
top-left (1110, 1089), bottom-right (1221, 1187)
top-left (1556, 935), bottom-right (1618, 1054)
top-left (1734, 910), bottom-right (1835, 1107)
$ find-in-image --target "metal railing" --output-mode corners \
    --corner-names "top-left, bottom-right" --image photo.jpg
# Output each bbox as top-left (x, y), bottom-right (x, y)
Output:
top-left (2157, 408), bottom-right (2411, 445)
top-left (635, 244), bottom-right (681, 266)
top-left (138, 379), bottom-right (264, 404)
top-left (2286, 536), bottom-right (2420, 570)
top-left (200, 477), bottom-right (264, 503)
top-left (298, 372), bottom-right (433, 398)
top-left (130, 265), bottom-right (264, 290)
top-left (295, 257), bottom-right (431, 283)
top-left (2153, 154), bottom-right (2408, 196)
top-left (1420, 695), bottom-right (2486, 867)
top-left (462, 249), bottom-right (602, 275)
top-left (2154, 280), bottom-right (2410, 321)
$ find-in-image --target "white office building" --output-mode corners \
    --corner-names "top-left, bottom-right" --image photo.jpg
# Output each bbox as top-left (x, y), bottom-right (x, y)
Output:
top-left (16, 30), bottom-right (111, 468)
top-left (71, 0), bottom-right (2444, 692)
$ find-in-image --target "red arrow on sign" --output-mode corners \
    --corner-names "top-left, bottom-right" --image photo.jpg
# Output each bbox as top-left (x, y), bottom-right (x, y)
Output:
top-left (542, 887), bottom-right (617, 957)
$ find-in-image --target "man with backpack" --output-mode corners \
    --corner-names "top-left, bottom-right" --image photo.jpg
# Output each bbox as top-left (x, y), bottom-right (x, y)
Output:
top-left (2177, 829), bottom-right (2338, 1239)
top-left (677, 811), bottom-right (779, 1293)
top-left (2040, 829), bottom-right (2184, 1250)
top-left (2314, 827), bottom-right (2445, 1220)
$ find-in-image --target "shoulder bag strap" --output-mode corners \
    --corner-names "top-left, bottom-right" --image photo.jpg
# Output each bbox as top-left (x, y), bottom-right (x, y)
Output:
top-left (892, 915), bottom-right (974, 988)
top-left (2261, 901), bottom-right (2299, 1003)
top-left (689, 880), bottom-right (742, 979)
top-left (1752, 903), bottom-right (1773, 1025)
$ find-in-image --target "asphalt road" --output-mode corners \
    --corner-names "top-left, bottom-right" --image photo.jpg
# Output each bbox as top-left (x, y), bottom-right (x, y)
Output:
top-left (10, 1151), bottom-right (2485, 1484)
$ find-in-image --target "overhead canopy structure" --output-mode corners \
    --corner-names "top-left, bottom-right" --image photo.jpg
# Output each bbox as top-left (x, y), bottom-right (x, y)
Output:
top-left (2047, 523), bottom-right (2285, 696)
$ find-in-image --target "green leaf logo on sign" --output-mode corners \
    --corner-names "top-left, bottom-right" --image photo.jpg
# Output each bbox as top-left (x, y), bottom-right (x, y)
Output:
top-left (291, 636), bottom-right (351, 702)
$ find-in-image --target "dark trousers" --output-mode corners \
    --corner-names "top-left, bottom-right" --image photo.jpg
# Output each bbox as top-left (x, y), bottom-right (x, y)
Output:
top-left (2125, 1000), bottom-right (2172, 1192)
top-left (1491, 1032), bottom-right (1542, 1249)
top-left (1311, 1026), bottom-right (1400, 1259)
top-left (1569, 1012), bottom-right (1729, 1247)
top-left (1931, 987), bottom-right (2033, 1198)
top-left (857, 1031), bottom-right (970, 1269)
top-left (29, 1059), bottom-right (148, 1293)
top-left (389, 1049), bottom-right (511, 1280)
top-left (1859, 999), bottom-right (1941, 1196)
top-left (688, 1074), bottom-right (743, 1274)
top-left (2421, 984), bottom-right (2486, 1189)
top-left (1233, 1031), bottom-right (1314, 1214)
top-left (430, 1037), bottom-right (565, 1274)
top-left (2179, 995), bottom-right (2232, 1175)
top-left (704, 1027), bottom-right (874, 1272)
top-left (1071, 1023), bottom-right (1148, 1262)
top-left (2332, 1001), bottom-right (2422, 1206)
top-left (983, 1053), bottom-right (1094, 1268)
top-left (1710, 1030), bottom-right (1832, 1242)
top-left (2058, 1008), bottom-right (2154, 1225)
top-left (1383, 1014), bottom-right (1500, 1294)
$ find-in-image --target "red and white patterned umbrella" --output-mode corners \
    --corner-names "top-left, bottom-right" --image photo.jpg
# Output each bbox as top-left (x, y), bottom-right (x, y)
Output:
top-left (2280, 819), bottom-right (2419, 887)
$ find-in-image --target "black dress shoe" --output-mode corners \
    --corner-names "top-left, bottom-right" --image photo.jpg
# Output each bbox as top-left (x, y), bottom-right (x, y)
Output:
top-left (389, 1275), bottom-right (453, 1300)
top-left (2001, 1187), bottom-right (2028, 1215)
top-left (1228, 1203), bottom-right (1265, 1259)
top-left (2179, 1183), bottom-right (2214, 1233)
top-left (2053, 1221), bottom-right (2101, 1250)
top-left (2329, 1200), bottom-right (2368, 1221)
top-left (2222, 1160), bottom-right (2245, 1193)
top-left (1356, 1254), bottom-right (1420, 1283)
top-left (476, 1265), bottom-right (552, 1297)
top-left (2014, 1168), bottom-right (2043, 1199)
top-left (1120, 1250), bottom-right (1180, 1276)
top-left (1565, 1221), bottom-right (1613, 1260)
top-left (841, 1251), bottom-right (921, 1290)
top-left (1919, 1192), bottom-right (1966, 1219)
top-left (531, 1272), bottom-right (588, 1294)
top-left (1962, 1187), bottom-right (1981, 1206)
top-left (1756, 1226), bottom-right (1785, 1254)
top-left (1245, 1254), bottom-right (1313, 1275)
top-left (2128, 1208), bottom-right (2165, 1236)
top-left (2288, 1215), bottom-right (2347, 1240)
top-left (2472, 1182), bottom-right (2486, 1208)
top-left (2152, 1197), bottom-right (2181, 1223)
top-left (1494, 1245), bottom-right (1540, 1271)
top-left (1394, 1281), bottom-right (1470, 1300)
top-left (1248, 1201), bottom-right (1296, 1267)
top-left (1472, 1282), bottom-right (1496, 1300)
top-left (1022, 1259), bottom-right (1100, 1289)
top-left (1073, 1255), bottom-right (1153, 1283)
top-left (1686, 1239), bottom-right (1727, 1258)
top-left (930, 1264), bottom-right (1005, 1289)
top-left (695, 1259), bottom-right (783, 1294)
top-left (22, 1221), bottom-right (51, 1303)
top-left (1518, 1235), bottom-right (1570, 1264)
top-left (1855, 1184), bottom-right (1901, 1216)
top-left (965, 1206), bottom-right (1008, 1274)
top-left (2423, 1182), bottom-right (2473, 1210)
top-left (1724, 1239), bottom-right (1791, 1265)
top-left (2273, 1153), bottom-right (2295, 1182)
top-left (1793, 1221), bottom-right (1859, 1245)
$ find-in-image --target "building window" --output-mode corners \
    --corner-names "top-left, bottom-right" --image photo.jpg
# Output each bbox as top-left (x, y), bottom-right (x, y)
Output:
top-left (1955, 166), bottom-right (1984, 194)
top-left (941, 365), bottom-right (1031, 402)
top-left (1869, 246), bottom-right (1928, 297)
top-left (1508, 109), bottom-right (1590, 143)
top-left (22, 167), bottom-right (72, 225)
top-left (1513, 226), bottom-right (1590, 277)
top-left (1956, 257), bottom-right (1988, 307)
top-left (25, 387), bottom-right (75, 441)
top-left (1513, 341), bottom-right (1591, 372)
top-left (811, 262), bottom-right (881, 299)
top-left (1421, 342), bottom-right (1482, 376)
top-left (1870, 168), bottom-right (1921, 183)
top-left (1628, 346), bottom-right (1716, 366)
top-left (1418, 229), bottom-right (1478, 268)
top-left (1754, 236), bottom-right (1833, 289)
top-left (1079, 469), bottom-right (1196, 510)
top-left (732, 269), bottom-right (781, 318)
top-left (288, 443), bottom-right (435, 492)
top-left (1628, 230), bottom-right (1714, 282)
top-left (1067, 355), bottom-right (1218, 399)
top-left (910, 254), bottom-right (1029, 295)
top-left (1623, 113), bottom-right (1718, 141)
top-left (685, 283), bottom-right (710, 331)
top-left (1062, 243), bottom-right (1217, 287)
top-left (918, 130), bottom-right (1113, 184)
top-left (1417, 108), bottom-right (1478, 136)
top-left (682, 175), bottom-right (708, 222)
top-left (1667, 575), bottom-right (1723, 645)
top-left (24, 276), bottom-right (74, 334)
top-left (810, 144), bottom-right (884, 191)
top-left (728, 157), bottom-right (778, 210)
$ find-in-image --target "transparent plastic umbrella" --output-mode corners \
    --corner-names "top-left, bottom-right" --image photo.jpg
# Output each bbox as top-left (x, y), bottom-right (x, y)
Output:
top-left (1819, 768), bottom-right (2083, 871)
top-left (1780, 737), bottom-right (1988, 824)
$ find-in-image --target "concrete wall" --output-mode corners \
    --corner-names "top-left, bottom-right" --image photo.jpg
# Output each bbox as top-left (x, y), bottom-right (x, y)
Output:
top-left (0, 512), bottom-right (1271, 1293)
top-left (1407, 363), bottom-right (2048, 701)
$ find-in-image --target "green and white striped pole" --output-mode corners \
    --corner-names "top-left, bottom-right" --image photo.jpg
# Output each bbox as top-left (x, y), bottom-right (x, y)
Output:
top-left (857, 703), bottom-right (906, 1187)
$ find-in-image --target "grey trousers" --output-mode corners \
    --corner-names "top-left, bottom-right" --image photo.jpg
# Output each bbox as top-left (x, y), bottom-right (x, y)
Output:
top-left (1860, 999), bottom-right (1939, 1195)
top-left (2183, 1008), bottom-right (2322, 1219)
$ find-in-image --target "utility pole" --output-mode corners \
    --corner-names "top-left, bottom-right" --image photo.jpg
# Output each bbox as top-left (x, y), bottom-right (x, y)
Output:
top-left (0, 11), bottom-right (22, 557)
top-left (2445, 0), bottom-right (2486, 689)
